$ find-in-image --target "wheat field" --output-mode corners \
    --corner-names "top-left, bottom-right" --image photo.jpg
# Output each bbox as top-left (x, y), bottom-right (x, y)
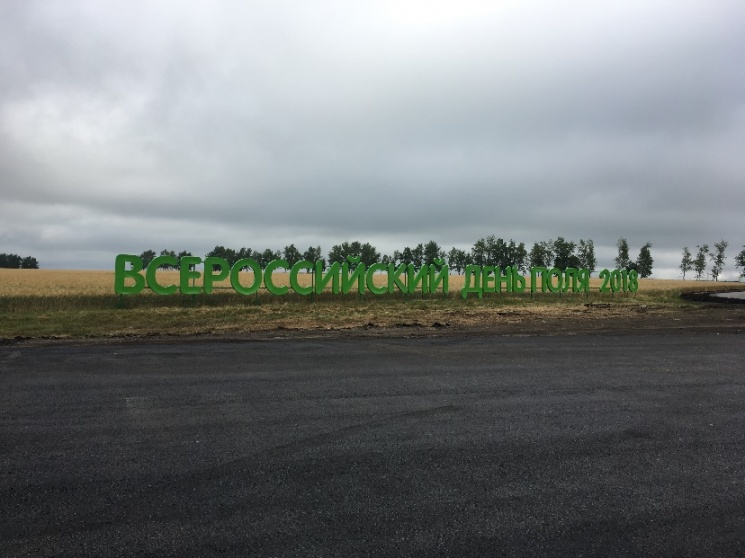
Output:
top-left (1, 268), bottom-right (741, 298)
top-left (1, 268), bottom-right (742, 339)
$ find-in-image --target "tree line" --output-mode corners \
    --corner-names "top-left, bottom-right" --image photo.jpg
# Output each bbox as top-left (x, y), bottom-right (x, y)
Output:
top-left (0, 253), bottom-right (39, 269)
top-left (614, 238), bottom-right (653, 278)
top-left (680, 242), bottom-right (745, 281)
top-left (135, 237), bottom-right (656, 277)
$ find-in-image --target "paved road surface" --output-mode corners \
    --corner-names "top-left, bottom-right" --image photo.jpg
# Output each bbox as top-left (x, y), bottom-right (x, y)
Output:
top-left (2, 333), bottom-right (745, 557)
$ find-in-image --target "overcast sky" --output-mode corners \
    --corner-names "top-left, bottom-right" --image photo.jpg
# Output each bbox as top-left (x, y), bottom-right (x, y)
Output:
top-left (1, 1), bottom-right (743, 278)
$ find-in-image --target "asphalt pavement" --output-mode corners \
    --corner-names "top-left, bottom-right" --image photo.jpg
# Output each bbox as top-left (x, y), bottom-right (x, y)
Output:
top-left (2, 333), bottom-right (745, 557)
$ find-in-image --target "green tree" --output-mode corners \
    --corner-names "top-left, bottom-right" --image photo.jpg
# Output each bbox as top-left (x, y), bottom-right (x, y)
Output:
top-left (359, 242), bottom-right (380, 267)
top-left (615, 238), bottom-right (631, 270)
top-left (0, 253), bottom-right (24, 268)
top-left (635, 242), bottom-right (653, 278)
top-left (397, 247), bottom-right (415, 266)
top-left (234, 250), bottom-right (255, 271)
top-left (411, 243), bottom-right (424, 268)
top-left (20, 256), bottom-right (39, 269)
top-left (710, 240), bottom-right (728, 281)
top-left (207, 245), bottom-right (239, 269)
top-left (447, 247), bottom-right (469, 274)
top-left (139, 250), bottom-right (156, 268)
top-left (553, 237), bottom-right (579, 270)
top-left (283, 244), bottom-right (302, 268)
top-left (256, 249), bottom-right (280, 268)
top-left (680, 247), bottom-right (693, 280)
top-left (484, 236), bottom-right (505, 267)
top-left (577, 239), bottom-right (596, 274)
top-left (303, 246), bottom-right (323, 268)
top-left (328, 241), bottom-right (379, 268)
top-left (158, 249), bottom-right (178, 269)
top-left (236, 247), bottom-right (253, 261)
top-left (423, 240), bottom-right (445, 266)
top-left (476, 236), bottom-right (524, 270)
top-left (327, 243), bottom-right (346, 265)
top-left (735, 246), bottom-right (745, 278)
top-left (471, 238), bottom-right (488, 267)
top-left (505, 240), bottom-right (528, 272)
top-left (694, 245), bottom-right (709, 280)
top-left (528, 241), bottom-right (553, 269)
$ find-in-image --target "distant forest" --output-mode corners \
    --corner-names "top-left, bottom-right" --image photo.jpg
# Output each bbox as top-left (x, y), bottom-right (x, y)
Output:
top-left (134, 236), bottom-right (655, 279)
top-left (0, 253), bottom-right (39, 269)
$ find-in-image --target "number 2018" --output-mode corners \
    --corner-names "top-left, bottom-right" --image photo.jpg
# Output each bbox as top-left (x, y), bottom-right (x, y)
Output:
top-left (599, 269), bottom-right (638, 293)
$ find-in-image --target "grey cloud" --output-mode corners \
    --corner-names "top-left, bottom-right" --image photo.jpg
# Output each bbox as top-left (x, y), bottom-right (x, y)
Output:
top-left (1, 1), bottom-right (744, 278)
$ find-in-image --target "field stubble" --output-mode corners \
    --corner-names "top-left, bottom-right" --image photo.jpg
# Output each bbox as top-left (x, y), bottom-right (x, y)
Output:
top-left (1, 269), bottom-right (743, 340)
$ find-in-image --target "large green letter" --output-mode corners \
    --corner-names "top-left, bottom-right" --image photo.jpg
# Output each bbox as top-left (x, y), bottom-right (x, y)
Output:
top-left (315, 261), bottom-right (340, 294)
top-left (230, 259), bottom-right (262, 295)
top-left (265, 259), bottom-right (289, 295)
top-left (146, 256), bottom-right (178, 295)
top-left (290, 260), bottom-right (314, 295)
top-left (180, 256), bottom-right (203, 295)
top-left (115, 254), bottom-right (145, 294)
top-left (365, 263), bottom-right (387, 295)
top-left (203, 257), bottom-right (230, 294)
top-left (388, 263), bottom-right (408, 294)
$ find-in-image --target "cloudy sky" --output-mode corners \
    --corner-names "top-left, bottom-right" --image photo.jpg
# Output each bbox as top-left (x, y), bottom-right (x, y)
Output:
top-left (1, 0), bottom-right (743, 278)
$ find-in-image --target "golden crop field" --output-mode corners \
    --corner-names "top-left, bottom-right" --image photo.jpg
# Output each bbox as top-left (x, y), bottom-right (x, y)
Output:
top-left (1, 268), bottom-right (742, 340)
top-left (0, 268), bottom-right (739, 297)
